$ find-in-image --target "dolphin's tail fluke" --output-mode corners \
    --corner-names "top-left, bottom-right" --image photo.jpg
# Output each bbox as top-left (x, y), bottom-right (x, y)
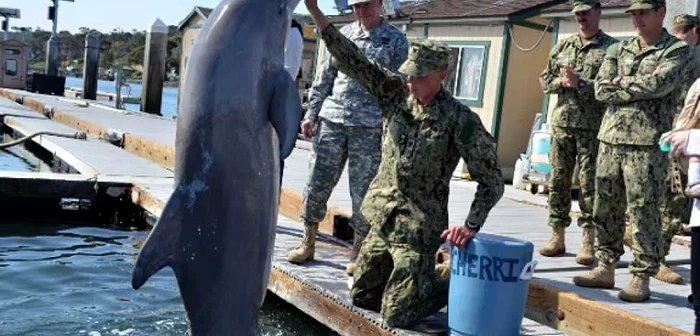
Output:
top-left (132, 187), bottom-right (185, 290)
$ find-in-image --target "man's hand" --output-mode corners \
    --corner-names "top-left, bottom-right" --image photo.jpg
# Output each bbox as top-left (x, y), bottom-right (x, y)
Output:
top-left (301, 119), bottom-right (316, 140)
top-left (440, 226), bottom-right (477, 249)
top-left (561, 65), bottom-right (580, 88)
top-left (661, 130), bottom-right (691, 158)
top-left (304, 0), bottom-right (329, 31)
top-left (304, 0), bottom-right (319, 11)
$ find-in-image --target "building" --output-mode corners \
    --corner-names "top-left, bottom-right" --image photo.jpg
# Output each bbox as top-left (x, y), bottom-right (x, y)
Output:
top-left (326, 0), bottom-right (569, 178)
top-left (176, 7), bottom-right (318, 103)
top-left (0, 39), bottom-right (30, 90)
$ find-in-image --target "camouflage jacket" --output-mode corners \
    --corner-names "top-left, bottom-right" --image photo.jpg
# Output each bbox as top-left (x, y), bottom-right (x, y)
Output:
top-left (675, 46), bottom-right (700, 118)
top-left (319, 24), bottom-right (504, 247)
top-left (595, 30), bottom-right (691, 146)
top-left (540, 30), bottom-right (618, 130)
top-left (304, 19), bottom-right (409, 128)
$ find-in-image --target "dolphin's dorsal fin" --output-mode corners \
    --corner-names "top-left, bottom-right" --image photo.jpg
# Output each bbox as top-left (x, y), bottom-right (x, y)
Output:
top-left (269, 69), bottom-right (302, 159)
top-left (131, 187), bottom-right (184, 289)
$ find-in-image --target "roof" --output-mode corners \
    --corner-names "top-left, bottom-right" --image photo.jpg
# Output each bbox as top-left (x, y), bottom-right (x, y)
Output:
top-left (328, 0), bottom-right (569, 24)
top-left (543, 0), bottom-right (630, 13)
top-left (177, 6), bottom-right (213, 31)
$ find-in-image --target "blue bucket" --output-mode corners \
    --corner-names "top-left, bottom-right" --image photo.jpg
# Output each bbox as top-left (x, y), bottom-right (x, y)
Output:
top-left (448, 233), bottom-right (537, 336)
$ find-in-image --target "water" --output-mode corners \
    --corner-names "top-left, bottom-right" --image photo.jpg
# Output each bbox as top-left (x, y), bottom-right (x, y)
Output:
top-left (0, 218), bottom-right (337, 336)
top-left (0, 133), bottom-right (53, 173)
top-left (64, 77), bottom-right (179, 119)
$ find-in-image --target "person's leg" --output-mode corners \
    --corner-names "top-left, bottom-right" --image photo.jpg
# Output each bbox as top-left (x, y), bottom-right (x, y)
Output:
top-left (345, 126), bottom-right (382, 275)
top-left (657, 159), bottom-right (688, 284)
top-left (691, 225), bottom-right (700, 335)
top-left (619, 146), bottom-right (666, 302)
top-left (288, 120), bottom-right (348, 264)
top-left (574, 142), bottom-right (624, 289)
top-left (574, 129), bottom-right (600, 265)
top-left (541, 127), bottom-right (576, 257)
top-left (381, 244), bottom-right (448, 328)
top-left (350, 230), bottom-right (393, 312)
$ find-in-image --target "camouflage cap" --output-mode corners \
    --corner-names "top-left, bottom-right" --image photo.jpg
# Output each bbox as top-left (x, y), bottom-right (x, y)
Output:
top-left (673, 14), bottom-right (699, 27)
top-left (625, 0), bottom-right (665, 12)
top-left (348, 0), bottom-right (372, 5)
top-left (570, 0), bottom-right (600, 13)
top-left (398, 39), bottom-right (450, 77)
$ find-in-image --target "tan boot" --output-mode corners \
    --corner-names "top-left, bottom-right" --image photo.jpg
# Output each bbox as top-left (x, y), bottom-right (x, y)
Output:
top-left (576, 227), bottom-right (596, 266)
top-left (345, 232), bottom-right (366, 276)
top-left (539, 226), bottom-right (566, 257)
top-left (654, 263), bottom-right (684, 284)
top-left (618, 274), bottom-right (651, 302)
top-left (622, 225), bottom-right (633, 248)
top-left (573, 262), bottom-right (615, 289)
top-left (287, 223), bottom-right (318, 264)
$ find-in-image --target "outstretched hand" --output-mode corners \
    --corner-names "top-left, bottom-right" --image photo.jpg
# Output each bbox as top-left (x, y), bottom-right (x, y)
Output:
top-left (304, 0), bottom-right (329, 31)
top-left (440, 226), bottom-right (477, 249)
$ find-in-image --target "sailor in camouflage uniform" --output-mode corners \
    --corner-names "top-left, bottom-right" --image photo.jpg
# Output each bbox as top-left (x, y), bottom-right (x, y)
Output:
top-left (304, 0), bottom-right (504, 327)
top-left (538, 0), bottom-right (618, 266)
top-left (573, 0), bottom-right (691, 302)
top-left (287, 0), bottom-right (409, 276)
top-left (650, 13), bottom-right (700, 285)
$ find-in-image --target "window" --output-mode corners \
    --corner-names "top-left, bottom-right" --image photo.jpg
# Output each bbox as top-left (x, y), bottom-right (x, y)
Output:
top-left (442, 42), bottom-right (490, 108)
top-left (3, 48), bottom-right (20, 55)
top-left (5, 59), bottom-right (17, 76)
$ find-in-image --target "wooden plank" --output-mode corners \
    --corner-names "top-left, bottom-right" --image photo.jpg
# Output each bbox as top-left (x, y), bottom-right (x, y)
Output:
top-left (268, 268), bottom-right (395, 336)
top-left (526, 281), bottom-right (690, 336)
top-left (3, 116), bottom-right (173, 178)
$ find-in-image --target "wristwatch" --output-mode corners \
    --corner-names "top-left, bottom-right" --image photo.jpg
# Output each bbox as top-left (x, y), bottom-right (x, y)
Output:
top-left (465, 221), bottom-right (481, 233)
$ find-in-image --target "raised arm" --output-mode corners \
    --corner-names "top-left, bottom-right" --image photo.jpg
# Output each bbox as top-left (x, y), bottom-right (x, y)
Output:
top-left (305, 0), bottom-right (404, 102)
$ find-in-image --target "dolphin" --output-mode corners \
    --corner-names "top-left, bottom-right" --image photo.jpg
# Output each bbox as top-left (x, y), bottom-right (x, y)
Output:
top-left (130, 0), bottom-right (302, 334)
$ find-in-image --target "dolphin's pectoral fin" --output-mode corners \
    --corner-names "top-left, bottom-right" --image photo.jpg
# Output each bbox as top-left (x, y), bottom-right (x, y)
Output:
top-left (131, 187), bottom-right (185, 290)
top-left (269, 69), bottom-right (302, 159)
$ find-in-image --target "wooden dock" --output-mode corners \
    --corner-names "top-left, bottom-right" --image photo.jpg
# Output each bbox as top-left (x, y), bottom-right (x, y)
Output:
top-left (0, 87), bottom-right (694, 335)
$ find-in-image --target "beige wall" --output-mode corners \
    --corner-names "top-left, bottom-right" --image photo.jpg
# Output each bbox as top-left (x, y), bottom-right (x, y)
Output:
top-left (499, 21), bottom-right (552, 169)
top-left (179, 16), bottom-right (206, 90)
top-left (546, 15), bottom-right (636, 121)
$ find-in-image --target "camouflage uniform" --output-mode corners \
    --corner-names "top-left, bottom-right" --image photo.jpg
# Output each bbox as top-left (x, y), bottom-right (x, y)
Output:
top-left (300, 19), bottom-right (409, 235)
top-left (660, 14), bottom-right (700, 266)
top-left (593, 30), bottom-right (690, 276)
top-left (317, 24), bottom-right (504, 327)
top-left (540, 29), bottom-right (618, 229)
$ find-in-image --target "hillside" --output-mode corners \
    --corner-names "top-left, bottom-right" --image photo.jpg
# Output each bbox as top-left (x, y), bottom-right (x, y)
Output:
top-left (20, 26), bottom-right (183, 82)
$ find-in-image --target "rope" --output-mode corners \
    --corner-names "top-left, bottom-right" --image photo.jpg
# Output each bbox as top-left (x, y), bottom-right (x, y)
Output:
top-left (0, 131), bottom-right (88, 149)
top-left (507, 21), bottom-right (552, 52)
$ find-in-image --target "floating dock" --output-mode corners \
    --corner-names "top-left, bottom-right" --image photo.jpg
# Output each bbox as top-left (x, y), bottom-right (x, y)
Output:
top-left (0, 88), bottom-right (694, 335)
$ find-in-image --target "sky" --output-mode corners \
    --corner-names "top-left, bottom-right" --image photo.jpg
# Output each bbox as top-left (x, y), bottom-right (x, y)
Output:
top-left (4, 0), bottom-right (340, 33)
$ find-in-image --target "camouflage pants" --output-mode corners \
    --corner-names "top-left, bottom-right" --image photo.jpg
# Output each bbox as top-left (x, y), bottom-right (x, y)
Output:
top-left (300, 120), bottom-right (382, 235)
top-left (548, 126), bottom-right (598, 228)
top-left (350, 229), bottom-right (448, 328)
top-left (660, 159), bottom-right (691, 262)
top-left (594, 142), bottom-right (666, 276)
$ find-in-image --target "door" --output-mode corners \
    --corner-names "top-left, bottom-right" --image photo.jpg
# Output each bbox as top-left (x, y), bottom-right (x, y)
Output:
top-left (2, 47), bottom-right (24, 89)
